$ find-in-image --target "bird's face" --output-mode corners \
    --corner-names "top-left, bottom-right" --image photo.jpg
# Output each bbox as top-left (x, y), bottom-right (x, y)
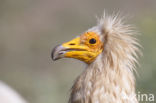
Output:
top-left (52, 32), bottom-right (104, 64)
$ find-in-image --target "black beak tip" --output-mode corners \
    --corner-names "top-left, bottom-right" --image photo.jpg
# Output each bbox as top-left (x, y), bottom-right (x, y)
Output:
top-left (51, 53), bottom-right (55, 61)
top-left (51, 45), bottom-right (60, 61)
top-left (51, 48), bottom-right (56, 61)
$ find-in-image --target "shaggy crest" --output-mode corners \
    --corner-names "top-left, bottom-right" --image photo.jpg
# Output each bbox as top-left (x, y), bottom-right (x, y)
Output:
top-left (88, 13), bottom-right (141, 72)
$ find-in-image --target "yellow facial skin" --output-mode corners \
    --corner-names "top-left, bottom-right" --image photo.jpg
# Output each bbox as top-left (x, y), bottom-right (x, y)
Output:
top-left (62, 32), bottom-right (103, 64)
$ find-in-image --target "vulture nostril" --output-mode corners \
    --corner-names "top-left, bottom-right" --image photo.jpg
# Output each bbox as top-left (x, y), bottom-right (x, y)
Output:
top-left (69, 43), bottom-right (75, 45)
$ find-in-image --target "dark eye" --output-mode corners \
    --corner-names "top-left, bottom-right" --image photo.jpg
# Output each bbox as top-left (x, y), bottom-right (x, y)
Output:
top-left (89, 38), bottom-right (96, 44)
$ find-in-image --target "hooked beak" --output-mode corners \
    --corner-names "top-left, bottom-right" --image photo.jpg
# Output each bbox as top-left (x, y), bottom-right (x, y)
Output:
top-left (51, 45), bottom-right (67, 60)
top-left (51, 36), bottom-right (103, 64)
top-left (51, 37), bottom-right (86, 61)
top-left (51, 43), bottom-right (87, 61)
top-left (51, 37), bottom-right (90, 62)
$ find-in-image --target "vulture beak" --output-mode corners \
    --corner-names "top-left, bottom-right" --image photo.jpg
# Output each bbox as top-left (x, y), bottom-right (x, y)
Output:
top-left (51, 34), bottom-right (103, 63)
top-left (51, 37), bottom-right (95, 63)
top-left (51, 37), bottom-right (88, 61)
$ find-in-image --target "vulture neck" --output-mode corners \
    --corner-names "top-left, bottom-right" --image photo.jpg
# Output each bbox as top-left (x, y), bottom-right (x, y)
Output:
top-left (69, 54), bottom-right (138, 103)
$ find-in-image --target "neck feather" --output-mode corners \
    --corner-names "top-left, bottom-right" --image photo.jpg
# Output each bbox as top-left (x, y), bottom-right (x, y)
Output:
top-left (69, 54), bottom-right (138, 103)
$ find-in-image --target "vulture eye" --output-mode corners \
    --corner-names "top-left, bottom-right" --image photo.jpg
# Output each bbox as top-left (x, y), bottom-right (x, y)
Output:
top-left (89, 38), bottom-right (96, 44)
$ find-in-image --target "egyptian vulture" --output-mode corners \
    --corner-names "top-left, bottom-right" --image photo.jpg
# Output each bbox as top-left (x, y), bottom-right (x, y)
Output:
top-left (52, 13), bottom-right (141, 103)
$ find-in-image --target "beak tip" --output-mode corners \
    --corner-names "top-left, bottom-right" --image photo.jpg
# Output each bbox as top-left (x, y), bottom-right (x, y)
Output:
top-left (51, 45), bottom-right (57, 61)
top-left (51, 53), bottom-right (59, 61)
top-left (51, 44), bottom-right (64, 61)
top-left (51, 54), bottom-right (56, 61)
top-left (51, 48), bottom-right (57, 61)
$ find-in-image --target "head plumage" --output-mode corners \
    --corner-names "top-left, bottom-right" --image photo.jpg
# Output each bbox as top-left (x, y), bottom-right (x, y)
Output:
top-left (89, 12), bottom-right (141, 72)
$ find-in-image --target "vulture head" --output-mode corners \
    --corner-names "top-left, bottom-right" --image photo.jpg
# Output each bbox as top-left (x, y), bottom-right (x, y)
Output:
top-left (51, 13), bottom-right (141, 103)
top-left (52, 31), bottom-right (103, 64)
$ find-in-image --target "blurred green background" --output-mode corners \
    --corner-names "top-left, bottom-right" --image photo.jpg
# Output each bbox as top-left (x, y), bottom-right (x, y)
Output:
top-left (0, 0), bottom-right (156, 103)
